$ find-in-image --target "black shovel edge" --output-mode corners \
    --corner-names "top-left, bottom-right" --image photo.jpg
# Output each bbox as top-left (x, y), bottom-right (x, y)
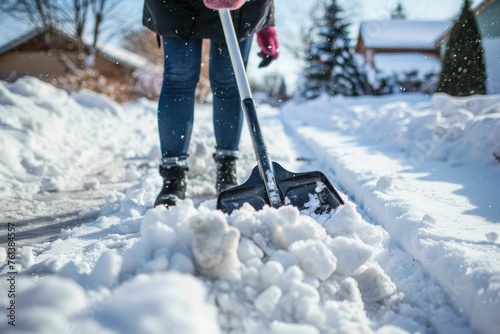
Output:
top-left (216, 161), bottom-right (345, 215)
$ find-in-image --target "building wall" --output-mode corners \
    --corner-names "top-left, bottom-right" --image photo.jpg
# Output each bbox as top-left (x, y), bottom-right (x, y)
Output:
top-left (0, 50), bottom-right (132, 82)
top-left (482, 37), bottom-right (500, 94)
top-left (477, 0), bottom-right (500, 38)
top-left (93, 56), bottom-right (134, 78)
top-left (477, 0), bottom-right (500, 93)
top-left (0, 52), bottom-right (66, 81)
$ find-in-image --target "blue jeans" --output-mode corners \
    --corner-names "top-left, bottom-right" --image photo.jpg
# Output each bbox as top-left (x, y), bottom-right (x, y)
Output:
top-left (157, 36), bottom-right (253, 159)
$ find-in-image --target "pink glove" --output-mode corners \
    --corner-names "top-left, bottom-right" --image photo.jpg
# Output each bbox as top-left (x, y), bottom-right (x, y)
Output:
top-left (257, 26), bottom-right (279, 59)
top-left (203, 0), bottom-right (246, 10)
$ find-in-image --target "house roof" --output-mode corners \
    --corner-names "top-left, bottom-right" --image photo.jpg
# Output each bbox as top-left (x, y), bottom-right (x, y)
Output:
top-left (87, 37), bottom-right (147, 69)
top-left (0, 29), bottom-right (39, 55)
top-left (0, 27), bottom-right (147, 70)
top-left (358, 20), bottom-right (452, 50)
top-left (474, 0), bottom-right (498, 14)
top-left (434, 0), bottom-right (500, 45)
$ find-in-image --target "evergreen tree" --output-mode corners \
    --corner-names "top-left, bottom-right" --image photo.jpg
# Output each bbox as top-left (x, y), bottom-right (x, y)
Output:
top-left (437, 0), bottom-right (486, 96)
top-left (391, 2), bottom-right (407, 19)
top-left (299, 0), bottom-right (366, 99)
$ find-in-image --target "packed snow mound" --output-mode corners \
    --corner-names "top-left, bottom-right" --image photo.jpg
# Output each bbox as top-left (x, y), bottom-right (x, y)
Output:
top-left (0, 78), bottom-right (428, 333)
top-left (2, 77), bottom-right (495, 333)
top-left (0, 77), bottom-right (257, 200)
top-left (0, 77), bottom-right (159, 199)
top-left (285, 93), bottom-right (500, 166)
top-left (282, 93), bottom-right (500, 334)
top-left (2, 196), bottom-right (427, 334)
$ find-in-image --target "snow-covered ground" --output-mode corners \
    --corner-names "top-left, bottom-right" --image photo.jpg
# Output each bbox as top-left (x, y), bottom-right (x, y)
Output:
top-left (0, 77), bottom-right (499, 334)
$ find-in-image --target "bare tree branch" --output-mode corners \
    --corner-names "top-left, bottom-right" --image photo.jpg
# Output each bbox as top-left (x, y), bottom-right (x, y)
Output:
top-left (280, 0), bottom-right (326, 59)
top-left (280, 0), bottom-right (361, 61)
top-left (0, 0), bottom-right (131, 72)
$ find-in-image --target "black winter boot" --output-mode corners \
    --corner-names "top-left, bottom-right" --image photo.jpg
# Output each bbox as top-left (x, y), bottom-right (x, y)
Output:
top-left (154, 164), bottom-right (188, 207)
top-left (214, 154), bottom-right (238, 194)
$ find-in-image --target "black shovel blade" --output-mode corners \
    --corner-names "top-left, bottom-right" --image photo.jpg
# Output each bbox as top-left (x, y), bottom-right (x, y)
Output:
top-left (216, 162), bottom-right (344, 215)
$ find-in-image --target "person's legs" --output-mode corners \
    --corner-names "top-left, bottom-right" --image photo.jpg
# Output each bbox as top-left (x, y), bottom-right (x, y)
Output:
top-left (209, 37), bottom-right (253, 193)
top-left (158, 36), bottom-right (202, 160)
top-left (155, 36), bottom-right (202, 207)
top-left (209, 37), bottom-right (253, 153)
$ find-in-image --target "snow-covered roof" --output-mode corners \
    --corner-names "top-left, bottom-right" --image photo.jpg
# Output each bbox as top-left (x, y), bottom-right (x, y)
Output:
top-left (85, 37), bottom-right (147, 69)
top-left (359, 20), bottom-right (452, 50)
top-left (0, 27), bottom-right (147, 69)
top-left (0, 29), bottom-right (39, 56)
top-left (474, 0), bottom-right (498, 14)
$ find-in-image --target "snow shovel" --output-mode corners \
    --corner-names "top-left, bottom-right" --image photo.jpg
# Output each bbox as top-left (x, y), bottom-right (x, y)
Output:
top-left (216, 9), bottom-right (344, 214)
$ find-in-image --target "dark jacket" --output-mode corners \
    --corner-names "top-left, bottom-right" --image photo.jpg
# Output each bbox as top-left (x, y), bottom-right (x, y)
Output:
top-left (143, 0), bottom-right (274, 42)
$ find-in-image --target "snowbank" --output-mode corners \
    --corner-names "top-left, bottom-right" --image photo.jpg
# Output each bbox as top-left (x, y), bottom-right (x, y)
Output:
top-left (282, 92), bottom-right (500, 334)
top-left (0, 77), bottom-right (159, 199)
top-left (1, 195), bottom-right (423, 334)
top-left (0, 78), bottom-right (494, 333)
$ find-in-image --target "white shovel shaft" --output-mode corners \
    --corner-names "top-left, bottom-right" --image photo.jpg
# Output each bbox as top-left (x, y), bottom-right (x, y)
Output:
top-left (218, 9), bottom-right (253, 100)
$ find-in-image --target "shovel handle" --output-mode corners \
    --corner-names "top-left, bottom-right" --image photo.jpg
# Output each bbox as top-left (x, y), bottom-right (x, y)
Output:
top-left (218, 9), bottom-right (283, 208)
top-left (219, 9), bottom-right (252, 100)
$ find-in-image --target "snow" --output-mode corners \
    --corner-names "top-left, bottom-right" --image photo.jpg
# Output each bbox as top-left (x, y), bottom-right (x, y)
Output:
top-left (359, 20), bottom-right (452, 50)
top-left (0, 77), bottom-right (158, 198)
top-left (89, 38), bottom-right (148, 70)
top-left (0, 77), bottom-right (499, 334)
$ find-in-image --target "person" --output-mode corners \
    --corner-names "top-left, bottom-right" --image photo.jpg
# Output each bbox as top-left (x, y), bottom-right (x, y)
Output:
top-left (142, 0), bottom-right (279, 207)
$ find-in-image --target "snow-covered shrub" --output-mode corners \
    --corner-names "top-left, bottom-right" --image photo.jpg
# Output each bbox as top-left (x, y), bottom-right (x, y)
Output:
top-left (51, 69), bottom-right (136, 103)
top-left (132, 64), bottom-right (162, 100)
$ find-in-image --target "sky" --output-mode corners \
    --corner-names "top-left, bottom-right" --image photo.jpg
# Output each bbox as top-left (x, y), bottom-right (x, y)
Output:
top-left (1, 75), bottom-right (499, 334)
top-left (122, 0), bottom-right (485, 26)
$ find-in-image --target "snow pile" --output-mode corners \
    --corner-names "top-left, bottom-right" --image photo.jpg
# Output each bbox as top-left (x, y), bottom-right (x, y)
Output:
top-left (430, 94), bottom-right (500, 162)
top-left (0, 77), bottom-right (158, 199)
top-left (282, 93), bottom-right (500, 334)
top-left (5, 270), bottom-right (219, 334)
top-left (1, 78), bottom-right (496, 334)
top-left (284, 93), bottom-right (500, 166)
top-left (3, 195), bottom-right (427, 334)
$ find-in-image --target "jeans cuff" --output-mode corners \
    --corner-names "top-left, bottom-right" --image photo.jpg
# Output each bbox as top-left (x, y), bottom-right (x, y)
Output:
top-left (161, 156), bottom-right (188, 167)
top-left (214, 148), bottom-right (238, 159)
